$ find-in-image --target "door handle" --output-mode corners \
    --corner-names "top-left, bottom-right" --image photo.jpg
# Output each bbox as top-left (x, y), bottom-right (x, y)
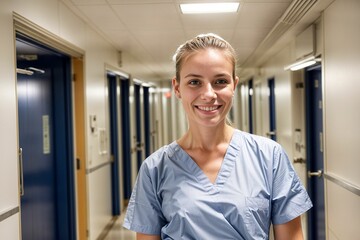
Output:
top-left (293, 157), bottom-right (306, 164)
top-left (19, 148), bottom-right (24, 196)
top-left (266, 131), bottom-right (276, 137)
top-left (136, 142), bottom-right (144, 151)
top-left (307, 170), bottom-right (323, 178)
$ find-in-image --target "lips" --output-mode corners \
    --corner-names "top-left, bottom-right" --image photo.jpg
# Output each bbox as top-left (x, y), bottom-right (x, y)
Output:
top-left (196, 105), bottom-right (221, 111)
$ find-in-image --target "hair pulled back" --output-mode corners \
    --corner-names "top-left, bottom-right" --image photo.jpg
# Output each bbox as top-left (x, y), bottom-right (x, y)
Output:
top-left (173, 33), bottom-right (237, 82)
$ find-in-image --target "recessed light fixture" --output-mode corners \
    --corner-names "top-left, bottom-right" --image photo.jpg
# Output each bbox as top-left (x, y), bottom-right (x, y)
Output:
top-left (284, 55), bottom-right (321, 71)
top-left (180, 2), bottom-right (240, 14)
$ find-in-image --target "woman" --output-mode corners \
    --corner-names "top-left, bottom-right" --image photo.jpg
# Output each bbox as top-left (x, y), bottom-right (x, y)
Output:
top-left (123, 33), bottom-right (312, 240)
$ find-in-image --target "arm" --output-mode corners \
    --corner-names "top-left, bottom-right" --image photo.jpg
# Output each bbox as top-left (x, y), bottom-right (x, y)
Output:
top-left (137, 233), bottom-right (161, 240)
top-left (273, 216), bottom-right (304, 240)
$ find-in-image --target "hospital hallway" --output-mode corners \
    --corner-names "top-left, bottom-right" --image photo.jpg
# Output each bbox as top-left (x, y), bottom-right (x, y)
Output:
top-left (1, 0), bottom-right (360, 239)
top-left (104, 211), bottom-right (136, 240)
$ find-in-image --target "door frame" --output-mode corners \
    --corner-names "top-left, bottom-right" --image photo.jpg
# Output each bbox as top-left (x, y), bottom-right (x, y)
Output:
top-left (73, 57), bottom-right (88, 239)
top-left (16, 33), bottom-right (76, 239)
top-left (305, 64), bottom-right (325, 240)
top-left (14, 13), bottom-right (84, 239)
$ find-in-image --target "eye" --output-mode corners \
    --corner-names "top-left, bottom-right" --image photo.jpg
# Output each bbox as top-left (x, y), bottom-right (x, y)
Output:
top-left (188, 79), bottom-right (201, 86)
top-left (215, 79), bottom-right (229, 85)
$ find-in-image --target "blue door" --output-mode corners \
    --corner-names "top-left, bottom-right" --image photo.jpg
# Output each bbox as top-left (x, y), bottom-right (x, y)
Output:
top-left (143, 86), bottom-right (151, 158)
top-left (268, 78), bottom-right (276, 141)
top-left (17, 36), bottom-right (76, 240)
top-left (248, 79), bottom-right (254, 133)
top-left (305, 65), bottom-right (325, 240)
top-left (18, 60), bottom-right (57, 239)
top-left (134, 84), bottom-right (143, 170)
top-left (120, 79), bottom-right (132, 200)
top-left (108, 74), bottom-right (121, 215)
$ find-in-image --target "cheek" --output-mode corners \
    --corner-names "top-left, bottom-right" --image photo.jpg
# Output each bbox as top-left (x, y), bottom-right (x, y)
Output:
top-left (219, 88), bottom-right (235, 99)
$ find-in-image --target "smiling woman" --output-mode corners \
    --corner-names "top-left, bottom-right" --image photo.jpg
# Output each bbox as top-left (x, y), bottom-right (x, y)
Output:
top-left (172, 47), bottom-right (237, 128)
top-left (122, 33), bottom-right (312, 240)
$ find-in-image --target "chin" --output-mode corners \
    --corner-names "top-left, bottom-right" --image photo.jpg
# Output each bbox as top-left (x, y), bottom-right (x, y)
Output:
top-left (196, 118), bottom-right (226, 128)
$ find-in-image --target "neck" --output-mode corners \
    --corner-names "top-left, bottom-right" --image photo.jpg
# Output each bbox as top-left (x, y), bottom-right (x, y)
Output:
top-left (178, 124), bottom-right (234, 151)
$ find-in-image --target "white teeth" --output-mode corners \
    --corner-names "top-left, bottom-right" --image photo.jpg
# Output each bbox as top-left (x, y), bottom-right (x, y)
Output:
top-left (198, 106), bottom-right (219, 111)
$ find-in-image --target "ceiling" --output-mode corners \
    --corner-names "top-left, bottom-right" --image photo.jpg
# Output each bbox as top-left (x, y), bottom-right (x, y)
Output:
top-left (57, 0), bottom-right (329, 82)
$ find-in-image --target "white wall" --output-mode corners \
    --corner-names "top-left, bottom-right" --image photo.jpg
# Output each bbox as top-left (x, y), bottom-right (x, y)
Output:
top-left (0, 0), bottom-right (153, 239)
top-left (0, 1), bottom-right (22, 238)
top-left (323, 0), bottom-right (360, 238)
top-left (244, 1), bottom-right (360, 239)
top-left (260, 45), bottom-right (294, 155)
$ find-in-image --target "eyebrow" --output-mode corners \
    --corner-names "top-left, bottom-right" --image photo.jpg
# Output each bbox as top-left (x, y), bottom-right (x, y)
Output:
top-left (184, 73), bottom-right (202, 78)
top-left (184, 73), bottom-right (231, 78)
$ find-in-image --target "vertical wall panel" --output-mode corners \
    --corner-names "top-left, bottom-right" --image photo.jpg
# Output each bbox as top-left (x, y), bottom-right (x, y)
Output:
top-left (323, 0), bottom-right (360, 238)
top-left (324, 0), bottom-right (360, 185)
top-left (0, 1), bottom-right (21, 239)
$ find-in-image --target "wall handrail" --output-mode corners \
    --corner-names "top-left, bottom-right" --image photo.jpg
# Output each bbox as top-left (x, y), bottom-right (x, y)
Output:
top-left (0, 206), bottom-right (19, 223)
top-left (324, 172), bottom-right (360, 197)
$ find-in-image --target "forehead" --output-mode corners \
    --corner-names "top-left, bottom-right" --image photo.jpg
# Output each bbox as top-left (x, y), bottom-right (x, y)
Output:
top-left (181, 49), bottom-right (233, 72)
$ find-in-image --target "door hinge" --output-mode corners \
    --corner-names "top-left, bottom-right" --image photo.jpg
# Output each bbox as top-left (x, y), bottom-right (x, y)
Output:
top-left (76, 158), bottom-right (81, 170)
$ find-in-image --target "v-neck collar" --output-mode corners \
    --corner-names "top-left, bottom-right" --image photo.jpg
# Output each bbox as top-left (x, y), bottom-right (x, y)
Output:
top-left (170, 130), bottom-right (241, 192)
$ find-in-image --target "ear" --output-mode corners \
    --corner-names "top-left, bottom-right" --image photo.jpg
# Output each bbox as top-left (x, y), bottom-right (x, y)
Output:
top-left (232, 76), bottom-right (239, 96)
top-left (233, 76), bottom-right (239, 91)
top-left (172, 77), bottom-right (181, 99)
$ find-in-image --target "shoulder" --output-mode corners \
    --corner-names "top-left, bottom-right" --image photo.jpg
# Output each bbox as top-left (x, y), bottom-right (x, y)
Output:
top-left (139, 142), bottom-right (177, 174)
top-left (232, 130), bottom-right (288, 170)
top-left (234, 129), bottom-right (282, 152)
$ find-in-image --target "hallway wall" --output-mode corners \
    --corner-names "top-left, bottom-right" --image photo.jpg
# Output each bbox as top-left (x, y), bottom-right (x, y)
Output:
top-left (248, 0), bottom-right (360, 239)
top-left (0, 0), bottom-right (152, 239)
top-left (323, 0), bottom-right (360, 238)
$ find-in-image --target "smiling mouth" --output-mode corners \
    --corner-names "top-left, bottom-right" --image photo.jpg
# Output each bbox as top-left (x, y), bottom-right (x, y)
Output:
top-left (196, 105), bottom-right (221, 111)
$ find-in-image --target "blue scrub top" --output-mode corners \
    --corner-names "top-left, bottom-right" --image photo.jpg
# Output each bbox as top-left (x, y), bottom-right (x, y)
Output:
top-left (123, 130), bottom-right (312, 239)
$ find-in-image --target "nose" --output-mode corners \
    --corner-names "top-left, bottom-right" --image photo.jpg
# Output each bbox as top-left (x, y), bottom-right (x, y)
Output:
top-left (201, 83), bottom-right (216, 100)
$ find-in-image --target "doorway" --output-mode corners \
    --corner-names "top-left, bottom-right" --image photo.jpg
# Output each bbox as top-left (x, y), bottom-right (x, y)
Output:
top-left (134, 84), bottom-right (144, 171)
top-left (16, 34), bottom-right (76, 239)
top-left (248, 79), bottom-right (254, 133)
top-left (120, 79), bottom-right (132, 203)
top-left (267, 78), bottom-right (276, 141)
top-left (305, 65), bottom-right (325, 240)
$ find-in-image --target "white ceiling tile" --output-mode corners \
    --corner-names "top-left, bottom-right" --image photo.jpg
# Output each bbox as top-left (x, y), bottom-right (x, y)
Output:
top-left (108, 0), bottom-right (173, 3)
top-left (181, 13), bottom-right (238, 29)
top-left (232, 28), bottom-right (271, 48)
top-left (244, 0), bottom-right (292, 2)
top-left (132, 30), bottom-right (186, 61)
top-left (111, 4), bottom-right (183, 30)
top-left (236, 2), bottom-right (291, 29)
top-left (103, 30), bottom-right (139, 50)
top-left (70, 0), bottom-right (106, 5)
top-left (78, 5), bottom-right (127, 30)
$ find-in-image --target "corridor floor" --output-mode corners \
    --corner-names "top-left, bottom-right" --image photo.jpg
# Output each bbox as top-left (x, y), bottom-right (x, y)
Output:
top-left (105, 213), bottom-right (136, 240)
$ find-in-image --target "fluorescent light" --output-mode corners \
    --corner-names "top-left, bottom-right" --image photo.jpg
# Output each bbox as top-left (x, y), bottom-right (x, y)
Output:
top-left (284, 55), bottom-right (321, 71)
top-left (289, 60), bottom-right (317, 71)
top-left (180, 3), bottom-right (240, 14)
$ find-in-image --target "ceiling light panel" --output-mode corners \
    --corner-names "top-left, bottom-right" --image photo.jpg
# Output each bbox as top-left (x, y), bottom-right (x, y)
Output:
top-left (180, 2), bottom-right (240, 14)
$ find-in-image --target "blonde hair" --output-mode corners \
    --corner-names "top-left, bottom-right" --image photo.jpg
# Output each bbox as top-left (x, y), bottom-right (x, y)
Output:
top-left (173, 33), bottom-right (237, 82)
